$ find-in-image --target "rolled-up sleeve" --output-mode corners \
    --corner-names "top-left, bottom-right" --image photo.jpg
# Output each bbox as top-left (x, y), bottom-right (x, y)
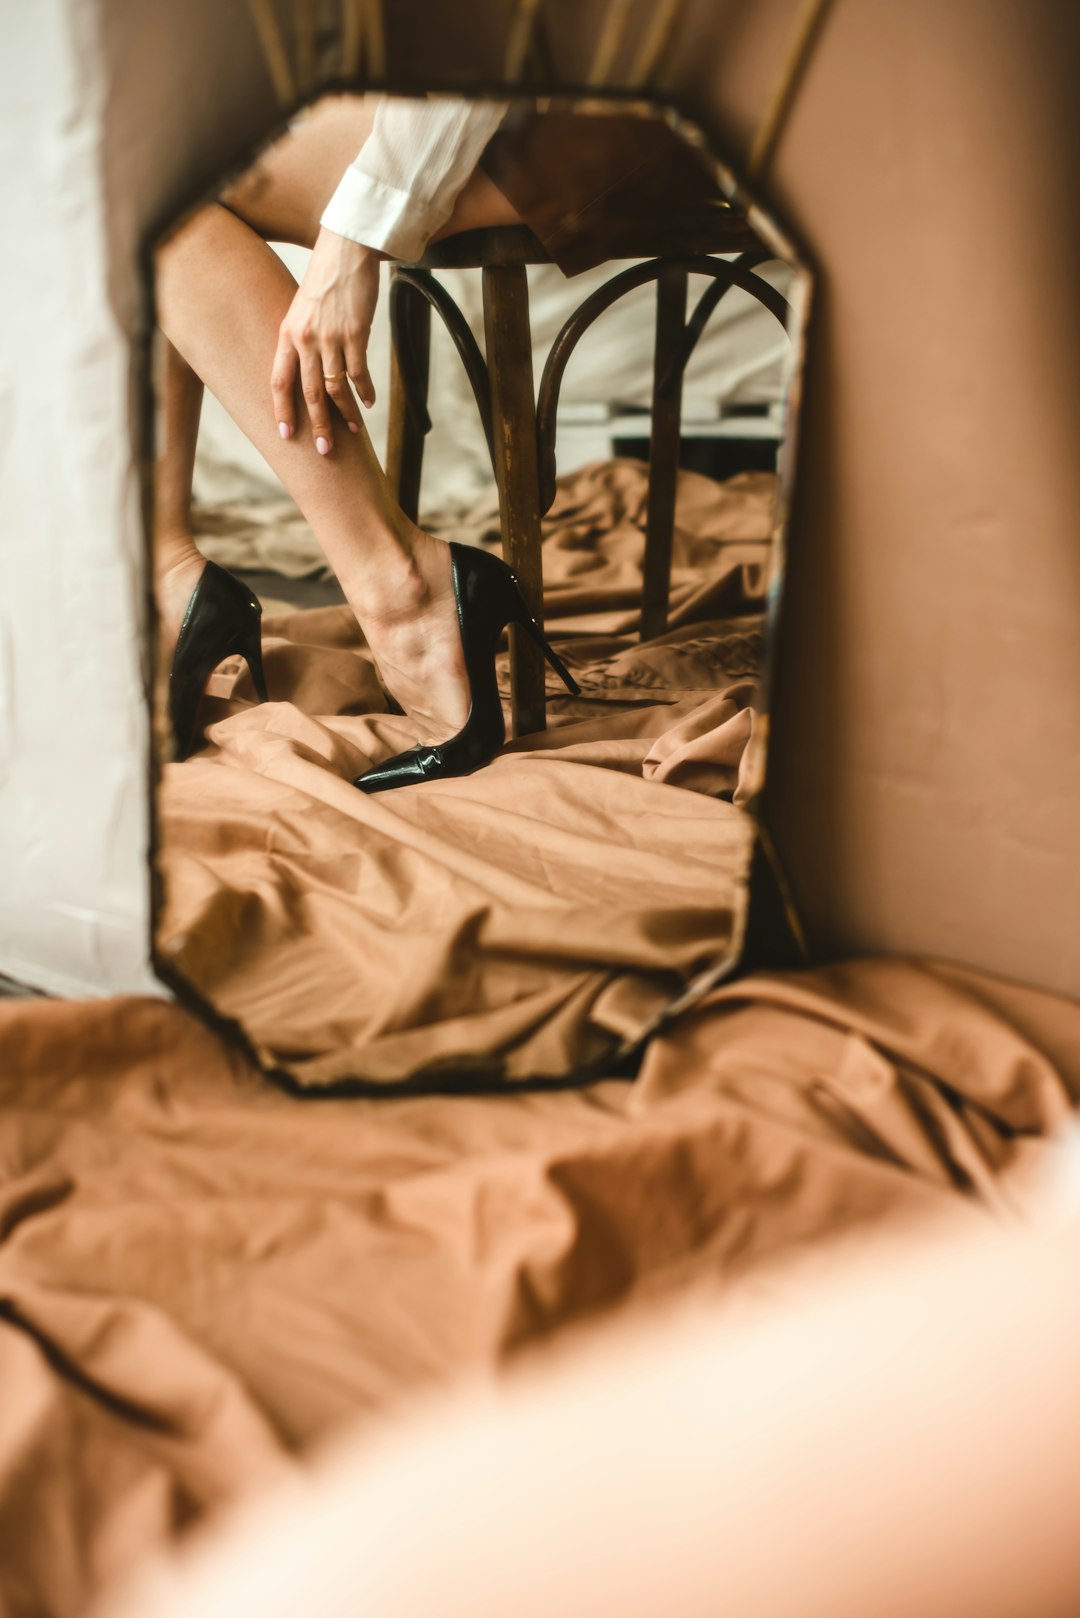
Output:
top-left (320, 97), bottom-right (510, 261)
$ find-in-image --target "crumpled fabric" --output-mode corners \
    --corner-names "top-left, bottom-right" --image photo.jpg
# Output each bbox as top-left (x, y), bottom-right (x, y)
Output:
top-left (0, 959), bottom-right (1077, 1615)
top-left (161, 462), bottom-right (774, 1086)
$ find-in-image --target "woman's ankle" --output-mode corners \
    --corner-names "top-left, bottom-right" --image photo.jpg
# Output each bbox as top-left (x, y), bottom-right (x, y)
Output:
top-left (341, 527), bottom-right (451, 628)
top-left (155, 535), bottom-right (207, 639)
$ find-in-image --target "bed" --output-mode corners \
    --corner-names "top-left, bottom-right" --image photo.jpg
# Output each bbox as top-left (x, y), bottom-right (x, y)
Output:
top-left (1, 953), bottom-right (1078, 1614)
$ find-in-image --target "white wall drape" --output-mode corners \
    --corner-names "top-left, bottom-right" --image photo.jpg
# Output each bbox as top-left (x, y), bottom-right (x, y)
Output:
top-left (0, 2), bottom-right (159, 996)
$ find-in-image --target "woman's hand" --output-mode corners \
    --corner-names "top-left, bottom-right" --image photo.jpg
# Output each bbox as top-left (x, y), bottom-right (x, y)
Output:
top-left (272, 228), bottom-right (382, 455)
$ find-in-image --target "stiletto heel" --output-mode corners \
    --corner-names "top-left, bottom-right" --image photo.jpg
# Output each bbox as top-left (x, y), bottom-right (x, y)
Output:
top-left (511, 608), bottom-right (580, 696)
top-left (170, 560), bottom-right (268, 760)
top-left (355, 543), bottom-right (579, 794)
top-left (237, 624), bottom-right (269, 704)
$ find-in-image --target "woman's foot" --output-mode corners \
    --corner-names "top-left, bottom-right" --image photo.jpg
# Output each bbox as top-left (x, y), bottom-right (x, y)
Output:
top-left (156, 527), bottom-right (473, 745)
top-left (348, 530), bottom-right (472, 744)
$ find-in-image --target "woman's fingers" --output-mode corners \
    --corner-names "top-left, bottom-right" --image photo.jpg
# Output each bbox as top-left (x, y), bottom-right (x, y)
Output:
top-left (271, 340), bottom-right (298, 441)
top-left (274, 335), bottom-right (360, 456)
top-left (297, 340), bottom-right (336, 455)
top-left (345, 341), bottom-right (376, 410)
top-left (273, 238), bottom-right (384, 454)
top-left (322, 349), bottom-right (362, 435)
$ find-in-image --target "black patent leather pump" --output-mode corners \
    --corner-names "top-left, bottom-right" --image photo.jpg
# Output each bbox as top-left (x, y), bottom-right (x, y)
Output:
top-left (354, 543), bottom-right (580, 794)
top-left (169, 561), bottom-right (268, 760)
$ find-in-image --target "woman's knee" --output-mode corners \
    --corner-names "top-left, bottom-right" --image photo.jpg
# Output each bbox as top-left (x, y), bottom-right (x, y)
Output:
top-left (218, 154), bottom-right (309, 243)
top-left (221, 96), bottom-right (378, 247)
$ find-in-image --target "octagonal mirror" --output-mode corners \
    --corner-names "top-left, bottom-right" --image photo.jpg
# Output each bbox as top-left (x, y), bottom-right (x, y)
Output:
top-left (149, 91), bottom-right (809, 1089)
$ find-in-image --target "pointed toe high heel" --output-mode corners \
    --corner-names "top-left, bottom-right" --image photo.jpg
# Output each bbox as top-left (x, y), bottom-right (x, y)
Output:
top-left (354, 543), bottom-right (580, 794)
top-left (169, 561), bottom-right (269, 761)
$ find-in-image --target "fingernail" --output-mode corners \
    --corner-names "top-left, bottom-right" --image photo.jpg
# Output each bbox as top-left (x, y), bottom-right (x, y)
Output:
top-left (347, 421), bottom-right (359, 434)
top-left (316, 436), bottom-right (330, 455)
top-left (278, 422), bottom-right (292, 440)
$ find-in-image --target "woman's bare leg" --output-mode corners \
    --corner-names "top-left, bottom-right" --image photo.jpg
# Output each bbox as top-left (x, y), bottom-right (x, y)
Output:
top-left (155, 95), bottom-right (521, 739)
top-left (158, 201), bottom-right (474, 738)
top-left (153, 338), bottom-right (207, 635)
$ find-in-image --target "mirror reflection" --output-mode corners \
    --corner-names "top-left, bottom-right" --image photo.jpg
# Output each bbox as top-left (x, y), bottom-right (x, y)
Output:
top-left (151, 94), bottom-right (801, 1087)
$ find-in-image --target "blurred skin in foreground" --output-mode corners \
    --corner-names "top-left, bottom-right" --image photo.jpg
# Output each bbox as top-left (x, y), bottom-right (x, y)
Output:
top-left (98, 1176), bottom-right (1080, 1618)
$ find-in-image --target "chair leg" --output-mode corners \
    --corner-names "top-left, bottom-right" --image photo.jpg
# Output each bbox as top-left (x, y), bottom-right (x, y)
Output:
top-left (641, 267), bottom-right (688, 642)
top-left (482, 262), bottom-right (547, 737)
top-left (386, 268), bottom-right (431, 525)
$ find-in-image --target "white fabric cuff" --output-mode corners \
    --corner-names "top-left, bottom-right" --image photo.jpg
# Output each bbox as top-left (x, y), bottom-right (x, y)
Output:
top-left (320, 167), bottom-right (440, 262)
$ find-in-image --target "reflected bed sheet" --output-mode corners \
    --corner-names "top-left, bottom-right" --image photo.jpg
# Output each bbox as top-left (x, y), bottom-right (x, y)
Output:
top-left (160, 461), bottom-right (772, 1084)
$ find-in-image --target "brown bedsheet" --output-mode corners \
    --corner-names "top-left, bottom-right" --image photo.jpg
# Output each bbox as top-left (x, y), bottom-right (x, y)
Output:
top-left (1, 958), bottom-right (1078, 1615)
top-left (161, 462), bottom-right (772, 1085)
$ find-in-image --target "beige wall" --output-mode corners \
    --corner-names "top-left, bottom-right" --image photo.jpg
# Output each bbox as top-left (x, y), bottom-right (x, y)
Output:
top-left (715, 0), bottom-right (1080, 993)
top-left (5, 0), bottom-right (1078, 998)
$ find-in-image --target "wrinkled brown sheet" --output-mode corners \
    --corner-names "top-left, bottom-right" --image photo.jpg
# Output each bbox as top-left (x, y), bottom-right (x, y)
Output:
top-left (1, 958), bottom-right (1078, 1616)
top-left (162, 462), bottom-right (773, 1086)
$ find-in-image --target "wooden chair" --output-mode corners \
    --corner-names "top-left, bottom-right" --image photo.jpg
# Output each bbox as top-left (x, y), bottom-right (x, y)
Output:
top-left (385, 212), bottom-right (790, 737)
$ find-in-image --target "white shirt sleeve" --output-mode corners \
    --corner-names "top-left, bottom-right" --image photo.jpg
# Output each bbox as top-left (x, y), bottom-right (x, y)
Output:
top-left (320, 97), bottom-right (510, 261)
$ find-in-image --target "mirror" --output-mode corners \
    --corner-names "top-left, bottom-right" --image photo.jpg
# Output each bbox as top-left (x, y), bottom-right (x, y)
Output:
top-left (150, 93), bottom-right (807, 1089)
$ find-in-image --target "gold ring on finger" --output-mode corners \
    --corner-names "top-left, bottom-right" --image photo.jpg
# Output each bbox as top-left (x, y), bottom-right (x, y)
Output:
top-left (323, 369), bottom-right (348, 383)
